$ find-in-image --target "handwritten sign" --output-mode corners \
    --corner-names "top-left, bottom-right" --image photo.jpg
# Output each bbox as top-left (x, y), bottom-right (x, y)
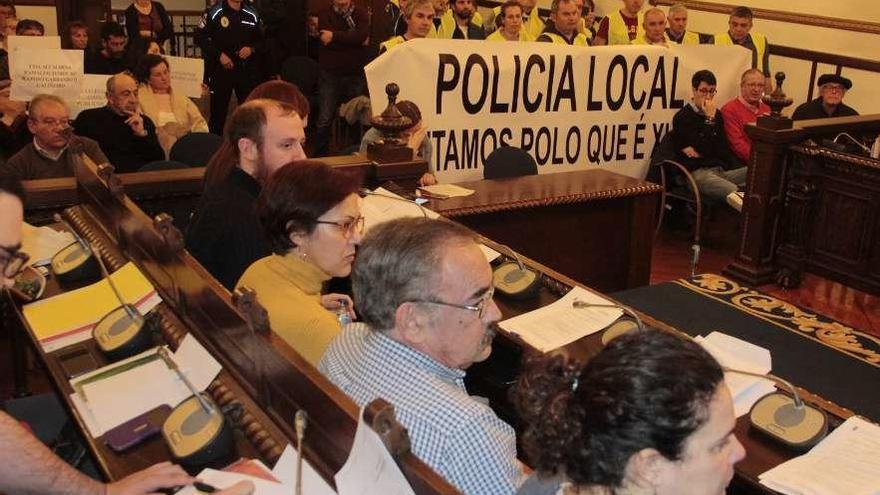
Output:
top-left (166, 56), bottom-right (204, 99)
top-left (71, 74), bottom-right (109, 118)
top-left (10, 48), bottom-right (83, 102)
top-left (6, 35), bottom-right (61, 75)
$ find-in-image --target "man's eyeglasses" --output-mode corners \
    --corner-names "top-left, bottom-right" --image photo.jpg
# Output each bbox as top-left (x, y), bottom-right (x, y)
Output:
top-left (315, 215), bottom-right (365, 238)
top-left (821, 84), bottom-right (845, 93)
top-left (30, 117), bottom-right (72, 128)
top-left (405, 287), bottom-right (495, 319)
top-left (0, 244), bottom-right (29, 279)
top-left (697, 88), bottom-right (718, 95)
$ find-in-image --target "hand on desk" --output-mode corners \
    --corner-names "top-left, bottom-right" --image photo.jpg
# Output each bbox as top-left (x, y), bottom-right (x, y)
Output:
top-left (106, 462), bottom-right (193, 495)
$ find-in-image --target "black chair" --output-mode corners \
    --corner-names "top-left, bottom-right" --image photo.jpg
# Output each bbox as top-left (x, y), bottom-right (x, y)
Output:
top-left (280, 55), bottom-right (320, 108)
top-left (169, 132), bottom-right (223, 168)
top-left (483, 146), bottom-right (538, 179)
top-left (137, 160), bottom-right (190, 172)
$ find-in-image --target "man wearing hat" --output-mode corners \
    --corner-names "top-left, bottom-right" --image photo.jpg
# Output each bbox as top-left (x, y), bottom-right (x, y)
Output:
top-left (792, 74), bottom-right (859, 120)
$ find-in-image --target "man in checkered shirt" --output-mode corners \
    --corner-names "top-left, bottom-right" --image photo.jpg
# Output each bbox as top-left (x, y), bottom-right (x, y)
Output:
top-left (319, 217), bottom-right (523, 494)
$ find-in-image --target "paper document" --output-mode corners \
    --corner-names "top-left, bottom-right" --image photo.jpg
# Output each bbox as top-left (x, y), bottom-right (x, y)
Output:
top-left (176, 469), bottom-right (288, 495)
top-left (335, 408), bottom-right (415, 495)
top-left (361, 187), bottom-right (439, 232)
top-left (69, 334), bottom-right (221, 437)
top-left (271, 444), bottom-right (336, 494)
top-left (759, 416), bottom-right (880, 495)
top-left (21, 223), bottom-right (75, 266)
top-left (499, 286), bottom-right (622, 352)
top-left (23, 262), bottom-right (162, 352)
top-left (419, 183), bottom-right (475, 198)
top-left (695, 332), bottom-right (775, 417)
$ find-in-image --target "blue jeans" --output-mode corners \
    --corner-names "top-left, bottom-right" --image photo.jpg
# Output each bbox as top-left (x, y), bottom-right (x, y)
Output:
top-left (692, 166), bottom-right (747, 201)
top-left (314, 71), bottom-right (366, 156)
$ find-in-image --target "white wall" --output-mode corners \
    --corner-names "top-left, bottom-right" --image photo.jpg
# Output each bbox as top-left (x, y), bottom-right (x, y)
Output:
top-left (17, 5), bottom-right (58, 35)
top-left (594, 0), bottom-right (880, 114)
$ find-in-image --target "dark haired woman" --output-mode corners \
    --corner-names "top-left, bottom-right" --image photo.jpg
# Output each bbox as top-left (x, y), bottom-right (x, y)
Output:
top-left (514, 329), bottom-right (746, 495)
top-left (237, 161), bottom-right (362, 365)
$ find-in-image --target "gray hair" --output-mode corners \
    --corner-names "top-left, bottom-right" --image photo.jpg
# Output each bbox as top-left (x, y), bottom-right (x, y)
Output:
top-left (352, 217), bottom-right (477, 331)
top-left (28, 94), bottom-right (69, 119)
top-left (668, 3), bottom-right (687, 15)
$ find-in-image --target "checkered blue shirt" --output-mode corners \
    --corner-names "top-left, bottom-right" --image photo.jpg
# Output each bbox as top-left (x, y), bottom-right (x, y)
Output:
top-left (319, 323), bottom-right (522, 495)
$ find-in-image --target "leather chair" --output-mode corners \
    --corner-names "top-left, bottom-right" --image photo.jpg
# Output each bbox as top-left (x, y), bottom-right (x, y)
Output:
top-left (169, 132), bottom-right (223, 168)
top-left (483, 146), bottom-right (538, 179)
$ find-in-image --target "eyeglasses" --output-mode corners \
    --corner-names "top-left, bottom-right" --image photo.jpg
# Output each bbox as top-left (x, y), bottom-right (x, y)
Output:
top-left (314, 215), bottom-right (365, 238)
top-left (821, 84), bottom-right (845, 93)
top-left (697, 88), bottom-right (718, 95)
top-left (405, 286), bottom-right (495, 319)
top-left (29, 117), bottom-right (72, 129)
top-left (0, 244), bottom-right (29, 279)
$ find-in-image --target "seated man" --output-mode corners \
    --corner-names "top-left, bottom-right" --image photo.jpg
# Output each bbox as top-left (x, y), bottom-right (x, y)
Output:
top-left (671, 70), bottom-right (745, 211)
top-left (792, 74), bottom-right (859, 121)
top-left (319, 217), bottom-right (523, 494)
top-left (436, 0), bottom-right (485, 39)
top-left (186, 99), bottom-right (306, 290)
top-left (714, 6), bottom-right (770, 90)
top-left (85, 22), bottom-right (129, 75)
top-left (73, 72), bottom-right (164, 173)
top-left (0, 94), bottom-right (107, 180)
top-left (536, 0), bottom-right (588, 45)
top-left (720, 68), bottom-right (769, 164)
top-left (593, 0), bottom-right (644, 46)
top-left (379, 0), bottom-right (434, 53)
top-left (632, 7), bottom-right (668, 45)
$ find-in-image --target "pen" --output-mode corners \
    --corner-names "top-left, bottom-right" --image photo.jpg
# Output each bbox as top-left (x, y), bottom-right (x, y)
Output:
top-left (194, 481), bottom-right (218, 493)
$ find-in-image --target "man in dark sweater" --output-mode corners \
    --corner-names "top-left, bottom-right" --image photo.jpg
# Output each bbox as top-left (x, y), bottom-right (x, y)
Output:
top-left (185, 98), bottom-right (306, 290)
top-left (792, 74), bottom-right (859, 121)
top-left (84, 22), bottom-right (130, 75)
top-left (313, 0), bottom-right (369, 156)
top-left (73, 73), bottom-right (164, 173)
top-left (0, 94), bottom-right (108, 180)
top-left (671, 69), bottom-right (745, 211)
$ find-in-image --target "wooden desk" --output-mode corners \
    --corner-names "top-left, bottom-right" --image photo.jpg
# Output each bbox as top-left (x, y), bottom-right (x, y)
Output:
top-left (427, 169), bottom-right (662, 292)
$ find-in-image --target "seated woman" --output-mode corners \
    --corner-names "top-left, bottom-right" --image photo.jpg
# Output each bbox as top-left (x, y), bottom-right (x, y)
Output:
top-left (513, 329), bottom-right (746, 495)
top-left (360, 100), bottom-right (437, 186)
top-left (238, 161), bottom-right (362, 366)
top-left (135, 54), bottom-right (209, 156)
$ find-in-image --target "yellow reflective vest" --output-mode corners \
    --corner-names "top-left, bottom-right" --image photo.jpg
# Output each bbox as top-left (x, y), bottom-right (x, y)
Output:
top-left (714, 31), bottom-right (768, 74)
top-left (538, 30), bottom-right (589, 46)
top-left (667, 29), bottom-right (700, 44)
top-left (487, 5), bottom-right (545, 40)
top-left (436, 9), bottom-right (484, 38)
top-left (607, 9), bottom-right (644, 45)
top-left (487, 29), bottom-right (534, 42)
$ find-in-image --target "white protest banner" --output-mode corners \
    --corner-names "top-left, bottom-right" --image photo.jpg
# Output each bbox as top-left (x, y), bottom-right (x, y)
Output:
top-left (71, 74), bottom-right (110, 118)
top-left (6, 35), bottom-right (61, 75)
top-left (166, 56), bottom-right (204, 99)
top-left (365, 40), bottom-right (750, 182)
top-left (10, 48), bottom-right (83, 103)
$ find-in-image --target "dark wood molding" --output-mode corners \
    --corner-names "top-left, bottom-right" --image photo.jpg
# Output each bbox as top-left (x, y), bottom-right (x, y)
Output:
top-left (649, 0), bottom-right (880, 36)
top-left (14, 0), bottom-right (57, 6)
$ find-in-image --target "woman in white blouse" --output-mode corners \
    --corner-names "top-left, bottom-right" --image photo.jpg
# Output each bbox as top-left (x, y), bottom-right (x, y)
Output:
top-left (135, 54), bottom-right (209, 156)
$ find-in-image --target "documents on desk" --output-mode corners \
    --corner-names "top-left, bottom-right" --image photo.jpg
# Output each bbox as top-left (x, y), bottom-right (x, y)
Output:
top-left (759, 416), bottom-right (880, 495)
top-left (418, 183), bottom-right (475, 198)
top-left (499, 286), bottom-right (623, 352)
top-left (69, 334), bottom-right (221, 437)
top-left (335, 409), bottom-right (415, 495)
top-left (23, 262), bottom-right (161, 352)
top-left (695, 332), bottom-right (776, 417)
top-left (21, 222), bottom-right (75, 266)
top-left (361, 187), bottom-right (501, 262)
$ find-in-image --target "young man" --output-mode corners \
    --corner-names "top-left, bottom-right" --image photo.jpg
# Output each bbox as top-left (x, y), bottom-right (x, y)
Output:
top-left (436, 0), bottom-right (485, 39)
top-left (487, 1), bottom-right (533, 41)
top-left (670, 70), bottom-right (745, 212)
top-left (792, 74), bottom-right (859, 121)
top-left (720, 68), bottom-right (770, 164)
top-left (536, 0), bottom-right (588, 45)
top-left (714, 6), bottom-right (770, 89)
top-left (84, 22), bottom-right (128, 75)
top-left (632, 7), bottom-right (668, 45)
top-left (593, 0), bottom-right (644, 46)
top-left (379, 0), bottom-right (434, 53)
top-left (487, 0), bottom-right (543, 39)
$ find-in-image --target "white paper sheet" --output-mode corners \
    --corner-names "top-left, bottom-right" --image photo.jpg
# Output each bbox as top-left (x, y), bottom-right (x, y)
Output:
top-left (21, 222), bottom-right (75, 266)
top-left (361, 187), bottom-right (439, 232)
top-left (695, 332), bottom-right (776, 417)
top-left (419, 183), bottom-right (475, 198)
top-left (176, 469), bottom-right (287, 495)
top-left (759, 416), bottom-right (880, 495)
top-left (271, 444), bottom-right (336, 494)
top-left (335, 409), bottom-right (415, 495)
top-left (499, 286), bottom-right (622, 352)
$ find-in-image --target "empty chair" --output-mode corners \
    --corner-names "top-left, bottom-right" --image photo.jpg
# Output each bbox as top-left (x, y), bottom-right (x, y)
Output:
top-left (169, 132), bottom-right (223, 168)
top-left (483, 146), bottom-right (538, 179)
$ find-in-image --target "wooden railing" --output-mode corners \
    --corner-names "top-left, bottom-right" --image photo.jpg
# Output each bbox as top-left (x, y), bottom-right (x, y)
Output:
top-left (111, 9), bottom-right (205, 58)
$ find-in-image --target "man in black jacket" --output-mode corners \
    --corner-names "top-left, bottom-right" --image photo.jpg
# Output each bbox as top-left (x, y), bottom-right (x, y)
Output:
top-left (671, 69), bottom-right (745, 211)
top-left (73, 72), bottom-right (164, 173)
top-left (792, 74), bottom-right (859, 121)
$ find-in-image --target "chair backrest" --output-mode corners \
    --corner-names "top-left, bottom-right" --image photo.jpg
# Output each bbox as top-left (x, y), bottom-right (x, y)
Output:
top-left (169, 132), bottom-right (223, 168)
top-left (281, 56), bottom-right (320, 97)
top-left (483, 146), bottom-right (538, 179)
top-left (138, 159), bottom-right (190, 172)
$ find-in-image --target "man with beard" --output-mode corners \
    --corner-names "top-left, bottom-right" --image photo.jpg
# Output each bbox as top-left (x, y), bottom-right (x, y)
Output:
top-left (436, 0), bottom-right (485, 39)
top-left (185, 99), bottom-right (306, 289)
top-left (85, 22), bottom-right (129, 75)
top-left (73, 72), bottom-right (164, 173)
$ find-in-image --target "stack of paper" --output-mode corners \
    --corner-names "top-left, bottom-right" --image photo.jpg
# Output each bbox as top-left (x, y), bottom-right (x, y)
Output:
top-left (695, 332), bottom-right (775, 417)
top-left (418, 183), bottom-right (475, 198)
top-left (21, 222), bottom-right (75, 266)
top-left (22, 262), bottom-right (162, 352)
top-left (499, 286), bottom-right (622, 352)
top-left (759, 416), bottom-right (880, 495)
top-left (69, 334), bottom-right (222, 437)
top-left (335, 409), bottom-right (415, 495)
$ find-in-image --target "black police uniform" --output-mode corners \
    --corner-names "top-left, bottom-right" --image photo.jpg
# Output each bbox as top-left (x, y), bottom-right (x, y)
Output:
top-left (195, 0), bottom-right (264, 134)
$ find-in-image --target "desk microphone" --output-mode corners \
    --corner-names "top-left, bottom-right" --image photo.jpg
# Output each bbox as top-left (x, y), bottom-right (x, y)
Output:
top-left (90, 246), bottom-right (155, 361)
top-left (832, 132), bottom-right (872, 155)
top-left (571, 299), bottom-right (646, 345)
top-left (50, 213), bottom-right (100, 284)
top-left (725, 367), bottom-right (828, 450)
top-left (490, 242), bottom-right (541, 299)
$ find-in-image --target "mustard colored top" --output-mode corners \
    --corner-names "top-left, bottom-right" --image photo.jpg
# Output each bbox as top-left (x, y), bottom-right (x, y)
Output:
top-left (486, 29), bottom-right (534, 42)
top-left (237, 252), bottom-right (339, 366)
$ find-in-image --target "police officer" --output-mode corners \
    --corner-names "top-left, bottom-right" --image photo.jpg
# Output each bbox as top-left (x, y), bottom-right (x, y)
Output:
top-left (196, 0), bottom-right (264, 134)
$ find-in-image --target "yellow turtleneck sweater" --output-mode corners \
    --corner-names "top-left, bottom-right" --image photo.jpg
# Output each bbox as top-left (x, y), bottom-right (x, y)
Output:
top-left (236, 252), bottom-right (340, 366)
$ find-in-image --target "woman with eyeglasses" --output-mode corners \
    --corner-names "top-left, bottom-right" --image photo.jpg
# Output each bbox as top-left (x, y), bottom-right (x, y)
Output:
top-left (237, 160), bottom-right (363, 365)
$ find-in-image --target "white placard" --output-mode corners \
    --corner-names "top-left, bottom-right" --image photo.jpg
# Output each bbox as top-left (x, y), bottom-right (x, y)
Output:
top-left (366, 40), bottom-right (751, 182)
top-left (6, 35), bottom-right (61, 75)
top-left (165, 55), bottom-right (204, 99)
top-left (71, 74), bottom-right (109, 118)
top-left (10, 48), bottom-right (83, 102)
